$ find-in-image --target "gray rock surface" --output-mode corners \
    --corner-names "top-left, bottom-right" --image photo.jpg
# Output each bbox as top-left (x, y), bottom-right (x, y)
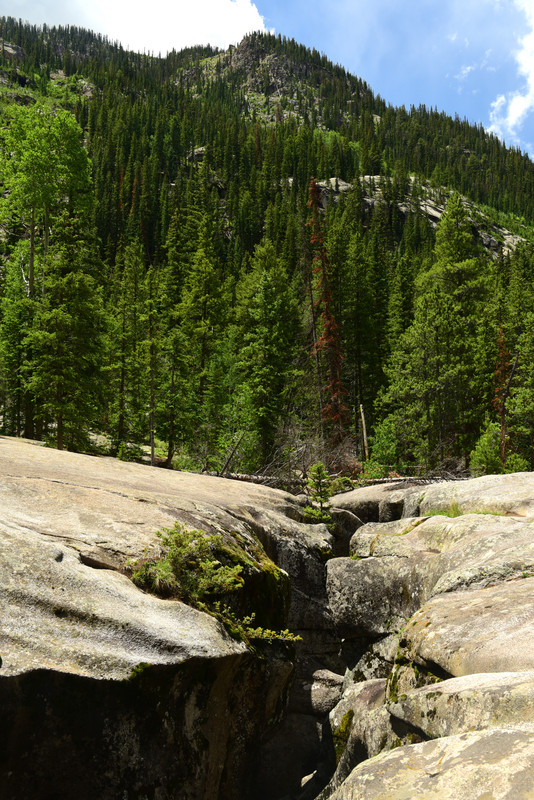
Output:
top-left (0, 436), bottom-right (320, 799)
top-left (331, 472), bottom-right (534, 523)
top-left (419, 472), bottom-right (534, 518)
top-left (326, 555), bottom-right (424, 638)
top-left (328, 512), bottom-right (534, 641)
top-left (402, 575), bottom-right (534, 676)
top-left (388, 671), bottom-right (534, 738)
top-left (327, 729), bottom-right (534, 799)
top-left (323, 474), bottom-right (534, 800)
top-left (5, 442), bottom-right (534, 799)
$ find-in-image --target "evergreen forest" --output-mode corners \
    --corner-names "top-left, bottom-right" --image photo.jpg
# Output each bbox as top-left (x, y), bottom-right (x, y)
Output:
top-left (1, 17), bottom-right (534, 479)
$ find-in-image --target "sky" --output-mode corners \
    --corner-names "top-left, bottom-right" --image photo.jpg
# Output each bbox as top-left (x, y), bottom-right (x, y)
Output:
top-left (8, 0), bottom-right (534, 156)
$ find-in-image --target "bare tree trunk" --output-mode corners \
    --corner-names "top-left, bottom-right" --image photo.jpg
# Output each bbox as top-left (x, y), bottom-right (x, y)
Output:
top-left (360, 404), bottom-right (369, 462)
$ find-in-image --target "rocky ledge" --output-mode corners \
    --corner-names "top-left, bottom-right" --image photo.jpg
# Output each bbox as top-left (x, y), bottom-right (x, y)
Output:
top-left (319, 475), bottom-right (534, 800)
top-left (0, 436), bottom-right (331, 800)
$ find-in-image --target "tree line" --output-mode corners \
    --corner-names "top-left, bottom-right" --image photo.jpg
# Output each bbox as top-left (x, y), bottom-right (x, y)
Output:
top-left (0, 23), bottom-right (533, 476)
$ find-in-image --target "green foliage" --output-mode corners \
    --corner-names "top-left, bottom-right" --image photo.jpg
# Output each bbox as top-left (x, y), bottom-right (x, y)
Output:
top-left (424, 501), bottom-right (464, 518)
top-left (332, 710), bottom-right (354, 764)
top-left (360, 460), bottom-right (390, 480)
top-left (378, 194), bottom-right (491, 471)
top-left (0, 21), bottom-right (533, 478)
top-left (370, 415), bottom-right (402, 470)
top-left (304, 461), bottom-right (333, 522)
top-left (469, 421), bottom-right (503, 476)
top-left (504, 453), bottom-right (530, 473)
top-left (130, 524), bottom-right (244, 602)
top-left (211, 604), bottom-right (301, 645)
top-left (128, 662), bottom-right (152, 681)
top-left (329, 475), bottom-right (355, 494)
top-left (130, 524), bottom-right (299, 646)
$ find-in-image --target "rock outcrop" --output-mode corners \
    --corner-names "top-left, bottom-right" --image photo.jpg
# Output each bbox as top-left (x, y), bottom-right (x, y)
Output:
top-left (320, 474), bottom-right (534, 799)
top-left (4, 438), bottom-right (534, 799)
top-left (0, 436), bottom-right (325, 800)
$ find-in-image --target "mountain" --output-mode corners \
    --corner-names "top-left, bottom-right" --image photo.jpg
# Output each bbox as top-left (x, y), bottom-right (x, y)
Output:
top-left (1, 17), bottom-right (534, 477)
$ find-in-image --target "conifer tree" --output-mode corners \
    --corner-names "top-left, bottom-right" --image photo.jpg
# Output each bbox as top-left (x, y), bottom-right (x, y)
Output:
top-left (307, 178), bottom-right (349, 448)
top-left (377, 193), bottom-right (489, 469)
top-left (25, 214), bottom-right (107, 450)
top-left (228, 239), bottom-right (299, 470)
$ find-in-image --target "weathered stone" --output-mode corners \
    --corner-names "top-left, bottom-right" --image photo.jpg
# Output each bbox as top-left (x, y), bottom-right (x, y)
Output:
top-left (330, 508), bottom-right (363, 557)
top-left (333, 514), bottom-right (534, 643)
top-left (326, 556), bottom-right (425, 638)
top-left (0, 437), bottom-right (316, 798)
top-left (349, 517), bottom-right (426, 557)
top-left (332, 472), bottom-right (534, 524)
top-left (289, 665), bottom-right (344, 715)
top-left (402, 576), bottom-right (534, 676)
top-left (344, 634), bottom-right (399, 685)
top-left (388, 671), bottom-right (534, 739)
top-left (331, 482), bottom-right (422, 522)
top-left (327, 729), bottom-right (534, 799)
top-left (419, 472), bottom-right (534, 518)
top-left (0, 523), bottom-right (245, 679)
top-left (319, 679), bottom-right (424, 799)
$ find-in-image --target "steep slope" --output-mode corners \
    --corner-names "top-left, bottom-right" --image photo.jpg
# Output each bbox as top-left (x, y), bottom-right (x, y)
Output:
top-left (1, 18), bottom-right (534, 478)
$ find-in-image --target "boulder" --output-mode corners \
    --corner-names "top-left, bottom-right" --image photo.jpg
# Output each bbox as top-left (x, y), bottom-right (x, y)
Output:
top-left (0, 436), bottom-right (318, 799)
top-left (289, 667), bottom-right (344, 716)
top-left (327, 728), bottom-right (534, 799)
top-left (401, 575), bottom-right (534, 676)
top-left (325, 478), bottom-right (534, 799)
top-left (330, 507), bottom-right (363, 557)
top-left (319, 679), bottom-right (424, 800)
top-left (326, 556), bottom-right (426, 639)
top-left (419, 472), bottom-right (534, 518)
top-left (388, 671), bottom-right (534, 739)
top-left (332, 472), bottom-right (534, 524)
top-left (328, 514), bottom-right (534, 641)
top-left (331, 482), bottom-right (421, 523)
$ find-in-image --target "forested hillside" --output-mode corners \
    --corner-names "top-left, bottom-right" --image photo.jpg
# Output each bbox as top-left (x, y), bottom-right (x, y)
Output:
top-left (1, 16), bottom-right (534, 477)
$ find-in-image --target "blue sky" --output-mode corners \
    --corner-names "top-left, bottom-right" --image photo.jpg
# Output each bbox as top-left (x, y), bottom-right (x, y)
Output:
top-left (8, 0), bottom-right (534, 155)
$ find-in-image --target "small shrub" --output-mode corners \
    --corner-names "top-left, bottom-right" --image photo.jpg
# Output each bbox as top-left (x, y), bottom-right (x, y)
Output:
top-left (358, 460), bottom-right (390, 480)
top-left (212, 603), bottom-right (301, 644)
top-left (304, 461), bottom-right (332, 523)
top-left (504, 453), bottom-right (530, 473)
top-left (130, 524), bottom-right (244, 603)
top-left (330, 476), bottom-right (355, 495)
top-left (129, 524), bottom-right (299, 647)
top-left (469, 421), bottom-right (502, 476)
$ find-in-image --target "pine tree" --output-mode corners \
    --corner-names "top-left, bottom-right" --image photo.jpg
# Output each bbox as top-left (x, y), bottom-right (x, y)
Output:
top-left (377, 193), bottom-right (489, 469)
top-left (25, 214), bottom-right (107, 450)
top-left (307, 178), bottom-right (349, 448)
top-left (229, 239), bottom-right (299, 470)
top-left (109, 238), bottom-right (149, 453)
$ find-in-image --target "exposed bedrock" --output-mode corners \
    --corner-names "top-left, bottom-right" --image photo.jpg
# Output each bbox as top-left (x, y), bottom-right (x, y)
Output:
top-left (318, 473), bottom-right (534, 799)
top-left (4, 437), bottom-right (534, 800)
top-left (0, 436), bottom-right (314, 799)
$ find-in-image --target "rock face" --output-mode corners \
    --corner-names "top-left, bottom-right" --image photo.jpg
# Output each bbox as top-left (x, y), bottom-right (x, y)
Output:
top-left (4, 439), bottom-right (534, 800)
top-left (321, 474), bottom-right (534, 799)
top-left (327, 729), bottom-right (534, 800)
top-left (0, 436), bottom-right (324, 799)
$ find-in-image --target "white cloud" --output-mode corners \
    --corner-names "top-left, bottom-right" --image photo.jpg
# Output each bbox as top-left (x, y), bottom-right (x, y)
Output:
top-left (455, 64), bottom-right (475, 81)
top-left (12, 0), bottom-right (267, 54)
top-left (489, 0), bottom-right (534, 146)
top-left (89, 0), bottom-right (267, 53)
